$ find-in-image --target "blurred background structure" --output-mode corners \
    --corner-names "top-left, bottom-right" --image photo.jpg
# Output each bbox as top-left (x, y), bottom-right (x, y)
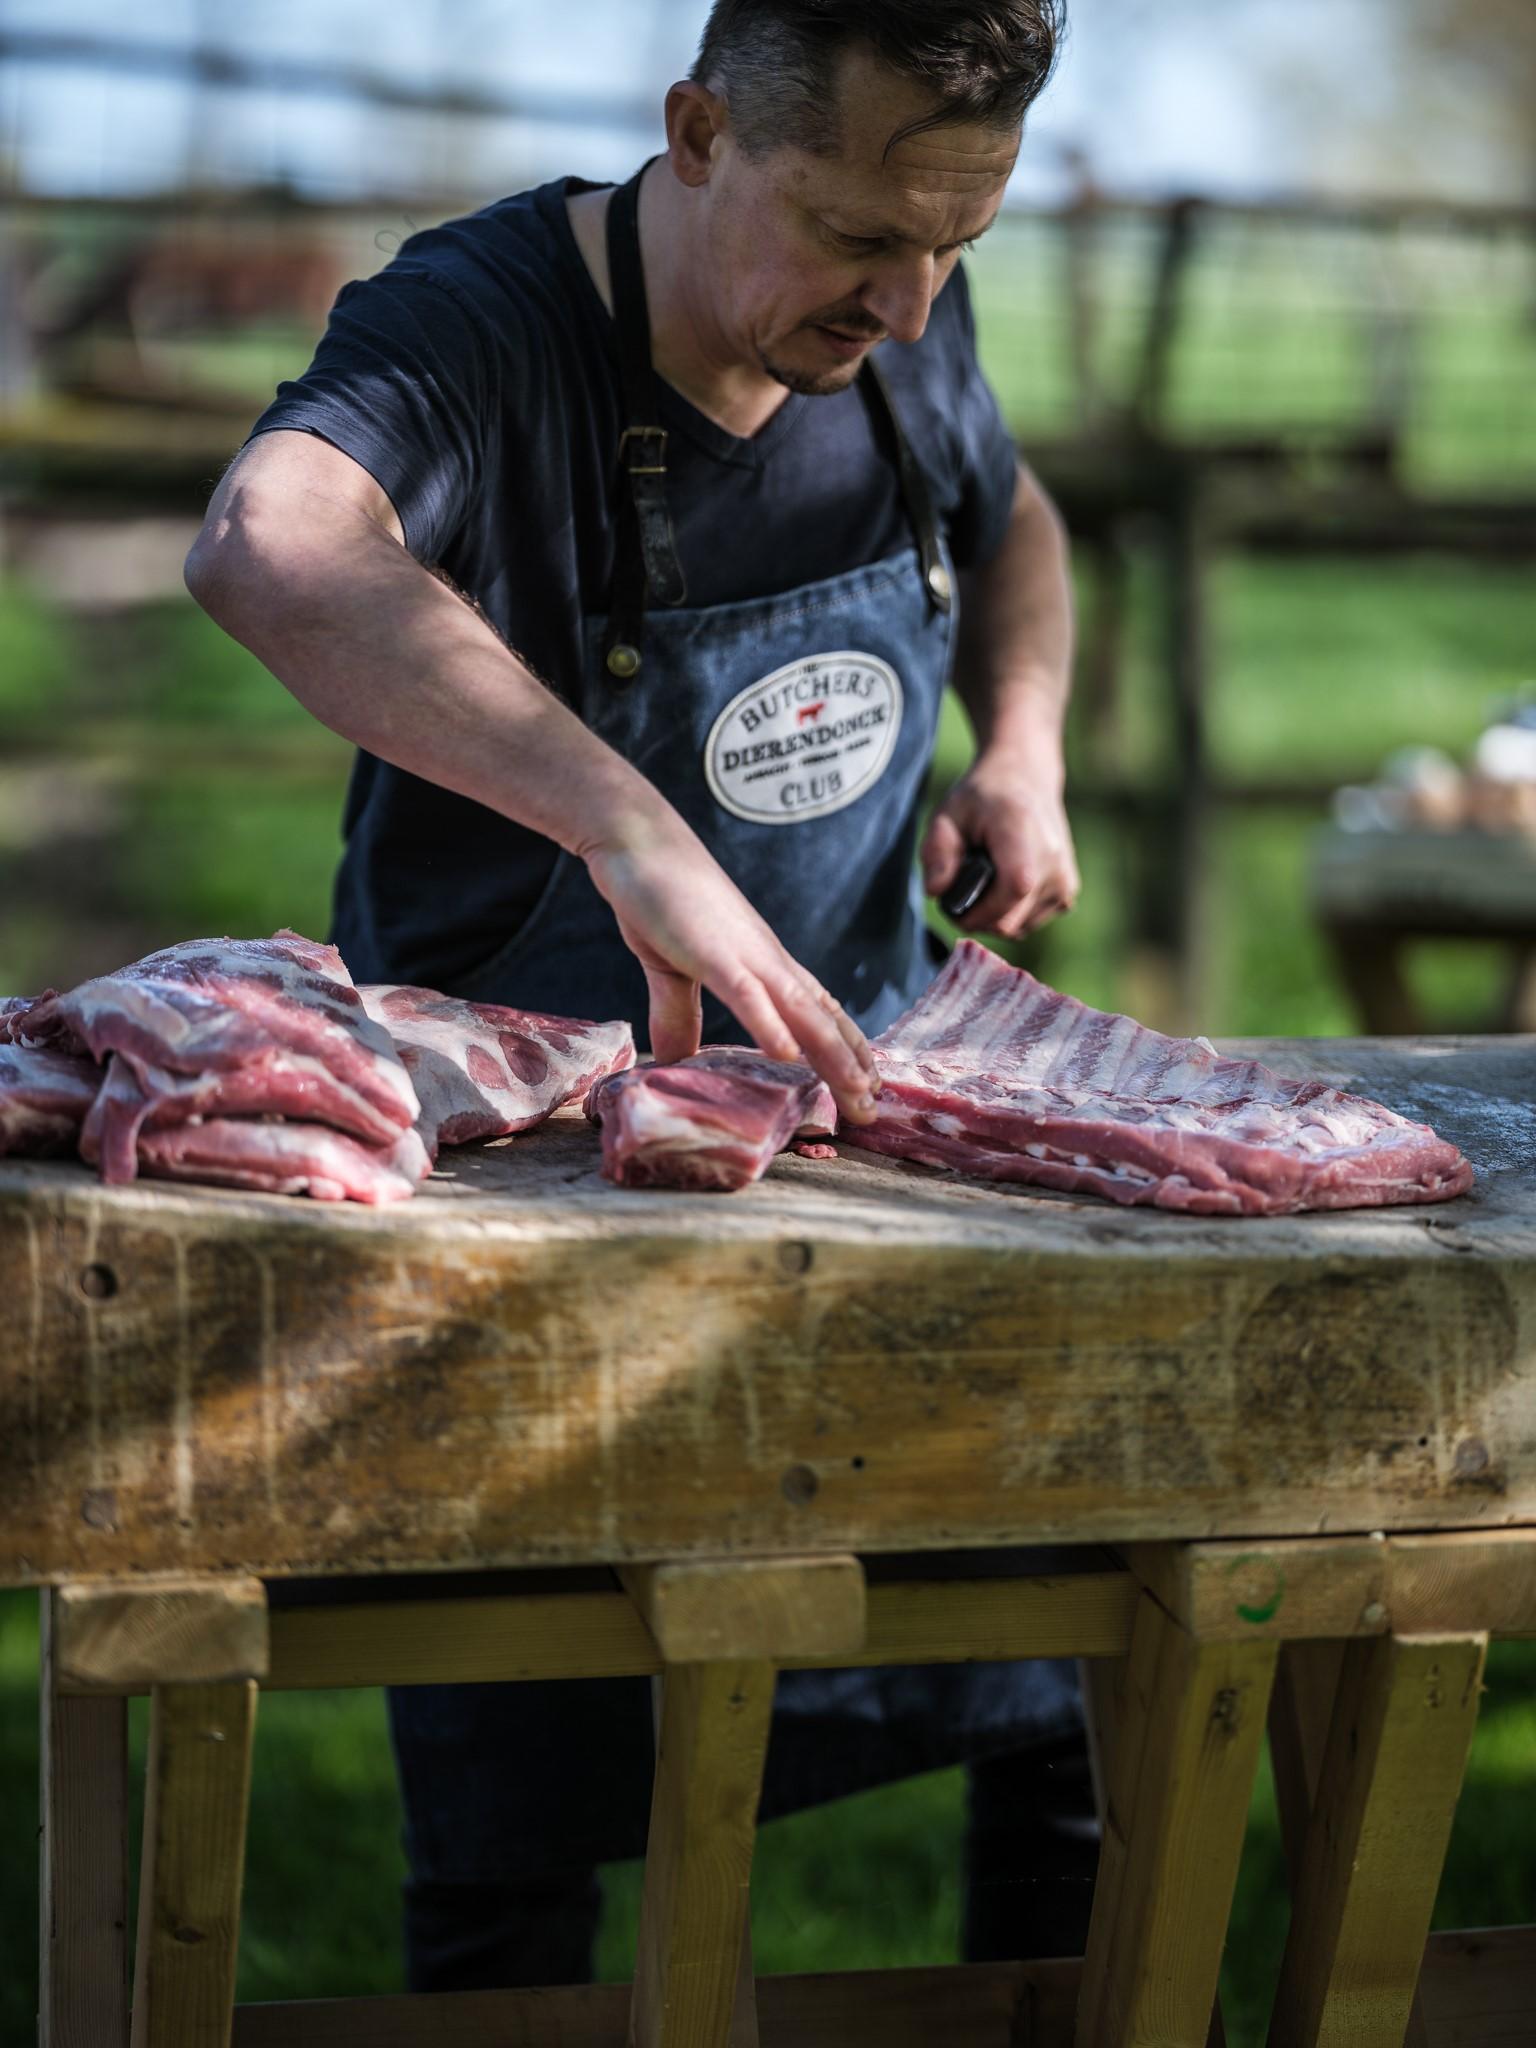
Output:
top-left (1, 4), bottom-right (1534, 2042)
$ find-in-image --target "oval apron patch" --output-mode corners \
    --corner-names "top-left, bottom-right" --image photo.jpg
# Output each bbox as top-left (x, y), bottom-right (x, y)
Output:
top-left (703, 651), bottom-right (904, 826)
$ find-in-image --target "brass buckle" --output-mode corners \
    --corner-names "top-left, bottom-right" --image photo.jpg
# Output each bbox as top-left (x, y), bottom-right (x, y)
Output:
top-left (619, 426), bottom-right (668, 476)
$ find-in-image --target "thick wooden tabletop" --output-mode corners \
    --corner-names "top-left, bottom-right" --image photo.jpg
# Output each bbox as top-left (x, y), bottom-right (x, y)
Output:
top-left (2, 1038), bottom-right (1533, 1585)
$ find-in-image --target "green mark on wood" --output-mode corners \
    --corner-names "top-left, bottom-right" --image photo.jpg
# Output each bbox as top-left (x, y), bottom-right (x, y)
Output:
top-left (1226, 1555), bottom-right (1285, 1626)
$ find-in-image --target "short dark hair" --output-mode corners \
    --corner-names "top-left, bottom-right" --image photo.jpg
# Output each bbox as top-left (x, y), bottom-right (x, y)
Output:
top-left (691, 0), bottom-right (1064, 159)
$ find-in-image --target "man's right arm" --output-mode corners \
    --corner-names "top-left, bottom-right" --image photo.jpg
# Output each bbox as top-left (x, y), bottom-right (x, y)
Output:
top-left (186, 430), bottom-right (877, 1117)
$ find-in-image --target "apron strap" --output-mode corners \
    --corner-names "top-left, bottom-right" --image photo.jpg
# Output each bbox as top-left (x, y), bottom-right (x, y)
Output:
top-left (602, 166), bottom-right (687, 683)
top-left (600, 164), bottom-right (953, 685)
top-left (862, 358), bottom-right (954, 617)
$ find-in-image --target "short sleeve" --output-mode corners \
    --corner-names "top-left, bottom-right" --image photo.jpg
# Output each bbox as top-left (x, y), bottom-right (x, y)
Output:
top-left (943, 266), bottom-right (1020, 573)
top-left (248, 265), bottom-right (502, 565)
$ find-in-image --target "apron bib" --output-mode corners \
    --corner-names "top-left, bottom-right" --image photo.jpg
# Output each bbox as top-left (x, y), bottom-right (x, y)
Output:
top-left (457, 538), bottom-right (952, 1041)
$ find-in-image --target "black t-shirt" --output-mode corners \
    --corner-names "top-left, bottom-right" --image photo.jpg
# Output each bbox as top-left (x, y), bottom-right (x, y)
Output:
top-left (250, 176), bottom-right (1019, 991)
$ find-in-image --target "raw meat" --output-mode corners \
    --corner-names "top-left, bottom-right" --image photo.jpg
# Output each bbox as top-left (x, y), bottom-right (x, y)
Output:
top-left (841, 940), bottom-right (1473, 1215)
top-left (360, 985), bottom-right (635, 1155)
top-left (0, 995), bottom-right (50, 1044)
top-left (586, 1047), bottom-right (837, 1192)
top-left (136, 1117), bottom-right (431, 1204)
top-left (24, 931), bottom-right (419, 1184)
top-left (0, 1042), bottom-right (102, 1157)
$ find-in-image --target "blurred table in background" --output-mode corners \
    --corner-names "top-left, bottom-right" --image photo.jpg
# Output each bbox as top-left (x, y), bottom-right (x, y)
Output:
top-left (1312, 826), bottom-right (1536, 1035)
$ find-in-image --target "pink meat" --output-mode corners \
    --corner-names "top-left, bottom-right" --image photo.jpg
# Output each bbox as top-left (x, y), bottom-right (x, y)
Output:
top-left (841, 941), bottom-right (1473, 1215)
top-left (135, 1118), bottom-right (431, 1204)
top-left (0, 1041), bottom-right (102, 1157)
top-left (585, 1047), bottom-right (837, 1192)
top-left (1, 994), bottom-right (53, 1044)
top-left (22, 932), bottom-right (419, 1178)
top-left (360, 985), bottom-right (635, 1157)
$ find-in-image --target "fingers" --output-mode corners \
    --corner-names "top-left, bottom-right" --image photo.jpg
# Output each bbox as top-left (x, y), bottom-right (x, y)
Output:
top-left (644, 963), bottom-right (704, 1066)
top-left (713, 964), bottom-right (878, 1126)
top-left (964, 862), bottom-right (1078, 938)
top-left (777, 975), bottom-right (879, 1125)
top-left (920, 806), bottom-right (968, 898)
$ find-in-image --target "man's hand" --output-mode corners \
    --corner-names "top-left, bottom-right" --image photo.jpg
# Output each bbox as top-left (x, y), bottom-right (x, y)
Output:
top-left (921, 748), bottom-right (1080, 939)
top-left (582, 809), bottom-right (879, 1123)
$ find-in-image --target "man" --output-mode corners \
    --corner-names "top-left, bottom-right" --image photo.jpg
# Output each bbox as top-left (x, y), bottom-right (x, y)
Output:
top-left (188, 0), bottom-right (1086, 1990)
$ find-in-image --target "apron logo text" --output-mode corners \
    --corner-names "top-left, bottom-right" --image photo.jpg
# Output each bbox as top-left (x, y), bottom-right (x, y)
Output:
top-left (705, 652), bottom-right (904, 826)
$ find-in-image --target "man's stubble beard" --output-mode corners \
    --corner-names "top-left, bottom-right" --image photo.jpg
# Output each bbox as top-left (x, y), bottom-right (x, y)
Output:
top-left (758, 352), bottom-right (868, 398)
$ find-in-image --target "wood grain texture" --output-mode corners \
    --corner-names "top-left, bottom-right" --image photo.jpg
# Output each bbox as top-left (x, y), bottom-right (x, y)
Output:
top-left (230, 1959), bottom-right (1085, 2048)
top-left (1077, 1588), bottom-right (1276, 2048)
top-left (130, 1680), bottom-right (257, 2048)
top-left (1268, 1644), bottom-right (1433, 2048)
top-left (2, 1039), bottom-right (1530, 1584)
top-left (620, 1556), bottom-right (866, 1663)
top-left (39, 1590), bottom-right (131, 2048)
top-left (1267, 1642), bottom-right (1348, 1888)
top-left (1126, 1530), bottom-right (1536, 1643)
top-left (56, 1576), bottom-right (268, 1688)
top-left (1417, 1927), bottom-right (1536, 2047)
top-left (70, 1573), bottom-right (1137, 1697)
top-left (1269, 1634), bottom-right (1488, 2048)
top-left (630, 1660), bottom-right (775, 2048)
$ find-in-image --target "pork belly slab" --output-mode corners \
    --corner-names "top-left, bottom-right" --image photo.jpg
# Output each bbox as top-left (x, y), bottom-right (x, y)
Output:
top-left (586, 1047), bottom-right (837, 1193)
top-left (841, 940), bottom-right (1473, 1215)
top-left (22, 931), bottom-right (420, 1184)
top-left (136, 1117), bottom-right (431, 1204)
top-left (0, 1041), bottom-right (102, 1157)
top-left (360, 986), bottom-right (635, 1156)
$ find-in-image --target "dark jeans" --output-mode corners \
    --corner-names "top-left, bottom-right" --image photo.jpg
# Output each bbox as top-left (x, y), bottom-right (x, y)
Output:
top-left (402, 1729), bottom-right (1100, 1993)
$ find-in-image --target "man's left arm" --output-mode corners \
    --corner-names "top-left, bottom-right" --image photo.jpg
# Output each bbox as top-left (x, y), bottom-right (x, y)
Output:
top-left (922, 458), bottom-right (1080, 937)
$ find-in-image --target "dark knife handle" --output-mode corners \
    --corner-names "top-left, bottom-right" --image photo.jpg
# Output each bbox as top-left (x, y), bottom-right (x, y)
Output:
top-left (939, 849), bottom-right (996, 922)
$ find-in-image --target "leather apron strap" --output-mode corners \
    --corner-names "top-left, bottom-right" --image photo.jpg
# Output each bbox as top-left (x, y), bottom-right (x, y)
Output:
top-left (600, 162), bottom-right (953, 686)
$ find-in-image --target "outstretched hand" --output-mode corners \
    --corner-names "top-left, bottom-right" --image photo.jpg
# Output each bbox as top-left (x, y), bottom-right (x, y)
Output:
top-left (583, 811), bottom-right (879, 1123)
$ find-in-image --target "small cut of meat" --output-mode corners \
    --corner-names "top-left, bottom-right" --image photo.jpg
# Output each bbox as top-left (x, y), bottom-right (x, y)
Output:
top-left (842, 940), bottom-right (1473, 1216)
top-left (585, 1047), bottom-right (837, 1192)
top-left (0, 1041), bottom-right (102, 1157)
top-left (360, 985), bottom-right (635, 1156)
top-left (24, 931), bottom-right (419, 1184)
top-left (1, 994), bottom-right (54, 1044)
top-left (135, 1118), bottom-right (431, 1204)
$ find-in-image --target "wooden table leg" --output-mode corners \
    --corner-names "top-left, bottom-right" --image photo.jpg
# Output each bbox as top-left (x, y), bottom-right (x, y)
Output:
top-left (1321, 924), bottom-right (1422, 1037)
top-left (629, 1659), bottom-right (775, 2048)
top-left (1268, 1633), bottom-right (1486, 2048)
top-left (39, 1589), bottom-right (131, 2048)
top-left (1269, 1643), bottom-right (1432, 2048)
top-left (130, 1680), bottom-right (258, 2048)
top-left (1077, 1586), bottom-right (1276, 2048)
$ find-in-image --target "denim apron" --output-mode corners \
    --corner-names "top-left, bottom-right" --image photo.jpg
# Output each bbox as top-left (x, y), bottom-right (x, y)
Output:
top-left (387, 166), bottom-right (1082, 1903)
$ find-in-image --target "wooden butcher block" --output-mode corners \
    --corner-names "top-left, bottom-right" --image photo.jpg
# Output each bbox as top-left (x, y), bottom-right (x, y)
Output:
top-left (1, 1038), bottom-right (1533, 1587)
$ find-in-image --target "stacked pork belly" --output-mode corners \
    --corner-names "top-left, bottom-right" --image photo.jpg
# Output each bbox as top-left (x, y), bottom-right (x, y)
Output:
top-left (1, 932), bottom-right (634, 1204)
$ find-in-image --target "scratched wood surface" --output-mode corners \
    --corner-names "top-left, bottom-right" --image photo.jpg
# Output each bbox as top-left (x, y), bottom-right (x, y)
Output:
top-left (2, 1038), bottom-right (1534, 1586)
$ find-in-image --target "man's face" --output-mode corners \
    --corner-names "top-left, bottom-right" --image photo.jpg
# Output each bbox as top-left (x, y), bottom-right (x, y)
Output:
top-left (697, 45), bottom-right (1019, 395)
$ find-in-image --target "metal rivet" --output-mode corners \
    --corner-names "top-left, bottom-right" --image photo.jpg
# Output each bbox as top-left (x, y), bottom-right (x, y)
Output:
top-left (606, 644), bottom-right (640, 681)
top-left (926, 563), bottom-right (952, 606)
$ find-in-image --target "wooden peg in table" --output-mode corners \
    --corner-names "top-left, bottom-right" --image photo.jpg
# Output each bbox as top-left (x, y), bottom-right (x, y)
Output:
top-left (620, 1554), bottom-right (865, 1664)
top-left (54, 1575), bottom-right (269, 1692)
